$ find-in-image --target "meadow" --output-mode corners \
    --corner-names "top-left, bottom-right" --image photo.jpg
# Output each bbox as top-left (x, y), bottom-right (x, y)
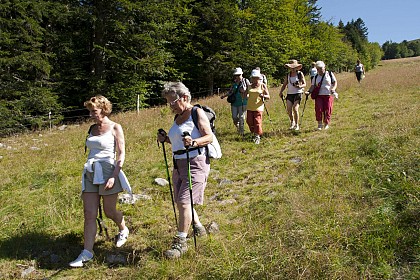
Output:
top-left (0, 57), bottom-right (419, 279)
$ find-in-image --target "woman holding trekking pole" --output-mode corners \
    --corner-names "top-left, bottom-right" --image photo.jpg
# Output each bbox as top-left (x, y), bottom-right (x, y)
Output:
top-left (279, 59), bottom-right (306, 131)
top-left (69, 95), bottom-right (131, 267)
top-left (246, 69), bottom-right (270, 144)
top-left (157, 82), bottom-right (212, 259)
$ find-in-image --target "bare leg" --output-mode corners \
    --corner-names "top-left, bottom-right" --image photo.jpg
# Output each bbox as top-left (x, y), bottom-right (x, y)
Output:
top-left (177, 203), bottom-right (192, 233)
top-left (102, 193), bottom-right (125, 231)
top-left (293, 102), bottom-right (300, 125)
top-left (82, 192), bottom-right (100, 253)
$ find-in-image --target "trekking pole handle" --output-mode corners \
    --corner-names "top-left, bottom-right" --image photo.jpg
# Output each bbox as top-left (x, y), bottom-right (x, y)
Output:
top-left (182, 131), bottom-right (191, 148)
top-left (157, 128), bottom-right (167, 145)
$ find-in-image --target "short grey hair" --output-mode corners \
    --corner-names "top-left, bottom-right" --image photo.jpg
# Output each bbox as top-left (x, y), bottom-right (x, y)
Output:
top-left (161, 82), bottom-right (191, 102)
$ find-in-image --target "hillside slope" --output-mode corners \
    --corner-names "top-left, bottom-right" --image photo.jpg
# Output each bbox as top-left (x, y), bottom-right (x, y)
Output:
top-left (0, 57), bottom-right (419, 279)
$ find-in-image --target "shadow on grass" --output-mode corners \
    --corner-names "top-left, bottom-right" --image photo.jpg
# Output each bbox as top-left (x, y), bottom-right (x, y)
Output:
top-left (0, 230), bottom-right (149, 269)
top-left (0, 230), bottom-right (83, 269)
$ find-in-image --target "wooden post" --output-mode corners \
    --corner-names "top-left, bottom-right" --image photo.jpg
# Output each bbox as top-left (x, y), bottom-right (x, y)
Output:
top-left (49, 111), bottom-right (52, 131)
top-left (137, 94), bottom-right (140, 115)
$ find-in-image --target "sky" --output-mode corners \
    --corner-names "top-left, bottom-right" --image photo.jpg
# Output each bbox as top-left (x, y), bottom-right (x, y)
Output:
top-left (315, 0), bottom-right (420, 45)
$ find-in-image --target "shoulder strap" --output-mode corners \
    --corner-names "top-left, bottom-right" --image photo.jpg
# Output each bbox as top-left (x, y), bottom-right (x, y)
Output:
top-left (328, 71), bottom-right (335, 83)
top-left (297, 71), bottom-right (302, 80)
top-left (317, 73), bottom-right (326, 86)
top-left (191, 105), bottom-right (199, 130)
top-left (84, 124), bottom-right (95, 154)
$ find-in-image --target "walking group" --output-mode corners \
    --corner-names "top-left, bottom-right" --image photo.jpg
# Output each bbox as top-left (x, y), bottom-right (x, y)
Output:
top-left (222, 59), bottom-right (338, 140)
top-left (70, 58), bottom-right (366, 266)
top-left (70, 83), bottom-right (219, 267)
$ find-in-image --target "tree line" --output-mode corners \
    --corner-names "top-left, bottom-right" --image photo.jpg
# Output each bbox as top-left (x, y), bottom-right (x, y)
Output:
top-left (1, 0), bottom-right (383, 136)
top-left (382, 39), bottom-right (420, 60)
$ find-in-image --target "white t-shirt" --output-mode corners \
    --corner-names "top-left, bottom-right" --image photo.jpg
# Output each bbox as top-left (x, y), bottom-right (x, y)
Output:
top-left (312, 71), bottom-right (336, 96)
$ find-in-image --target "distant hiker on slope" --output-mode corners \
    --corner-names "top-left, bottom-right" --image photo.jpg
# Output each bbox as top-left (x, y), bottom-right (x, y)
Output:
top-left (307, 61), bottom-right (338, 130)
top-left (221, 67), bottom-right (250, 135)
top-left (246, 69), bottom-right (270, 144)
top-left (279, 59), bottom-right (307, 131)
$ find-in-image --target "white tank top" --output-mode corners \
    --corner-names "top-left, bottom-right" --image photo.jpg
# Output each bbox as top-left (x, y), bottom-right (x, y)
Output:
top-left (287, 73), bottom-right (303, 95)
top-left (169, 115), bottom-right (204, 159)
top-left (86, 127), bottom-right (115, 160)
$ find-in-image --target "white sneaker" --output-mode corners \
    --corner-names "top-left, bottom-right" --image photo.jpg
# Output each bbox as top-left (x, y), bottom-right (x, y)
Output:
top-left (254, 135), bottom-right (260, 145)
top-left (324, 125), bottom-right (330, 130)
top-left (69, 249), bottom-right (93, 268)
top-left (289, 122), bottom-right (296, 129)
top-left (116, 226), bottom-right (129, 247)
top-left (294, 125), bottom-right (300, 131)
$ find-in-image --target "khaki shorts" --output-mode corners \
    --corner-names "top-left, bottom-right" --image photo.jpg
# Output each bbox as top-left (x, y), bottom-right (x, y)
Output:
top-left (173, 154), bottom-right (210, 205)
top-left (83, 161), bottom-right (123, 196)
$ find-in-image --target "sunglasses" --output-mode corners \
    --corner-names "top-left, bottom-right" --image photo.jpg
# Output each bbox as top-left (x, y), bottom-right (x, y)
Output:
top-left (169, 96), bottom-right (181, 106)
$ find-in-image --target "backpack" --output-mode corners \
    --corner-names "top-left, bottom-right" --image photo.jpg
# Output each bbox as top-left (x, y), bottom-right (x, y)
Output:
top-left (191, 104), bottom-right (222, 159)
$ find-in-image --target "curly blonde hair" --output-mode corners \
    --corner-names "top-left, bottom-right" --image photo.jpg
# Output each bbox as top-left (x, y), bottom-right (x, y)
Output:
top-left (84, 95), bottom-right (112, 116)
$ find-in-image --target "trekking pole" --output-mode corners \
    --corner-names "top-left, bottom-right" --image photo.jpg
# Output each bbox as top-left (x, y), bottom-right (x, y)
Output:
top-left (158, 128), bottom-right (178, 229)
top-left (280, 94), bottom-right (287, 111)
top-left (300, 93), bottom-right (309, 126)
top-left (261, 96), bottom-right (272, 122)
top-left (182, 131), bottom-right (197, 250)
top-left (96, 202), bottom-right (110, 240)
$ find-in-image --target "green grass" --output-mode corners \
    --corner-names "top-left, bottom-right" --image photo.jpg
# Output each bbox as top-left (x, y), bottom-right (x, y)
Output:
top-left (0, 57), bottom-right (419, 279)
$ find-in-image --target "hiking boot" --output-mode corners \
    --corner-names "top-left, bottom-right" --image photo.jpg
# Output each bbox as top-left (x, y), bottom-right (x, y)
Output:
top-left (194, 225), bottom-right (207, 237)
top-left (164, 236), bottom-right (188, 259)
top-left (69, 249), bottom-right (93, 268)
top-left (115, 226), bottom-right (129, 248)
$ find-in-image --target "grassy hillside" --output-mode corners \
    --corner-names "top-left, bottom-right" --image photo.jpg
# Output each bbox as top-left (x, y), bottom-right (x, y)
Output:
top-left (0, 57), bottom-right (419, 279)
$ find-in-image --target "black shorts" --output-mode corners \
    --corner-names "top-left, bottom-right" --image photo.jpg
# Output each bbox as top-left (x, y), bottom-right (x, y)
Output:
top-left (286, 93), bottom-right (302, 104)
top-left (356, 72), bottom-right (362, 81)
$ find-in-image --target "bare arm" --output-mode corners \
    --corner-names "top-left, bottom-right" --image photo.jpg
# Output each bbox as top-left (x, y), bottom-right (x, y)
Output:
top-left (261, 83), bottom-right (270, 100)
top-left (279, 76), bottom-right (287, 96)
top-left (105, 123), bottom-right (125, 189)
top-left (331, 76), bottom-right (338, 92)
top-left (184, 108), bottom-right (213, 147)
top-left (113, 123), bottom-right (125, 175)
top-left (299, 74), bottom-right (307, 89)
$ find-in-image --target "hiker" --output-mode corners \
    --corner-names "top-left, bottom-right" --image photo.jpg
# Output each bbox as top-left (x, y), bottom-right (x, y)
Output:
top-left (355, 59), bottom-right (365, 83)
top-left (157, 81), bottom-right (212, 259)
top-left (70, 95), bottom-right (131, 268)
top-left (221, 67), bottom-right (250, 135)
top-left (279, 59), bottom-right (306, 131)
top-left (255, 67), bottom-right (268, 86)
top-left (307, 61), bottom-right (338, 130)
top-left (246, 69), bottom-right (270, 144)
top-left (309, 62), bottom-right (317, 83)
